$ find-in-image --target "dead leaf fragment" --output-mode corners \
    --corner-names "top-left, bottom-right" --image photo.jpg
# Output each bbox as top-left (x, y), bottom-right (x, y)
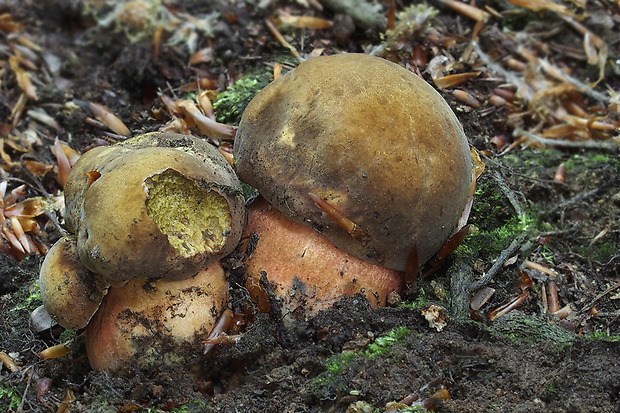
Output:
top-left (82, 101), bottom-right (130, 136)
top-left (9, 56), bottom-right (37, 100)
top-left (421, 304), bottom-right (448, 332)
top-left (433, 72), bottom-right (480, 90)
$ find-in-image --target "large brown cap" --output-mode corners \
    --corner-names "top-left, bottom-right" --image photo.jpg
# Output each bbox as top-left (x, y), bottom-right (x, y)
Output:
top-left (234, 53), bottom-right (472, 271)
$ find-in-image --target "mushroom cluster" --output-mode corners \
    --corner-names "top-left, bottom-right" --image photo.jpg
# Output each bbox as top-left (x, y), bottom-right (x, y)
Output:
top-left (39, 132), bottom-right (245, 373)
top-left (39, 53), bottom-right (477, 374)
top-left (234, 53), bottom-right (474, 316)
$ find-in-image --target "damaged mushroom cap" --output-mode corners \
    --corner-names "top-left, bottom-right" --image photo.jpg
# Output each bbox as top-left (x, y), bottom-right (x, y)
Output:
top-left (64, 132), bottom-right (246, 283)
top-left (84, 262), bottom-right (228, 375)
top-left (243, 199), bottom-right (405, 318)
top-left (234, 53), bottom-right (472, 271)
top-left (38, 236), bottom-right (108, 330)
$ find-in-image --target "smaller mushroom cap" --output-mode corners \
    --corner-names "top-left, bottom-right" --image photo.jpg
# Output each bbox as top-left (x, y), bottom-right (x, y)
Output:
top-left (39, 236), bottom-right (108, 330)
top-left (64, 132), bottom-right (246, 283)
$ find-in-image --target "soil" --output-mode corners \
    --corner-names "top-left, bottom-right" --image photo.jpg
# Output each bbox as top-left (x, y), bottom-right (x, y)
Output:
top-left (1, 0), bottom-right (619, 412)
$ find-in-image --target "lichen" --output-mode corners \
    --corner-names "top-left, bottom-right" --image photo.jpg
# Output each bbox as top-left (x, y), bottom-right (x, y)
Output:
top-left (384, 4), bottom-right (438, 52)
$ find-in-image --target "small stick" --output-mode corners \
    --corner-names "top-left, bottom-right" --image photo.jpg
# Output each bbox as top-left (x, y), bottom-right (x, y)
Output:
top-left (547, 280), bottom-right (560, 313)
top-left (487, 291), bottom-right (530, 321)
top-left (265, 18), bottom-right (299, 58)
top-left (547, 185), bottom-right (607, 216)
top-left (470, 232), bottom-right (528, 290)
top-left (308, 192), bottom-right (370, 245)
top-left (491, 169), bottom-right (524, 217)
top-left (515, 128), bottom-right (619, 150)
top-left (579, 281), bottom-right (620, 314)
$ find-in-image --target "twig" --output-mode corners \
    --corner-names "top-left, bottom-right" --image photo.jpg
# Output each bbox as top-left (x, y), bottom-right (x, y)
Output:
top-left (470, 232), bottom-right (529, 290)
top-left (472, 41), bottom-right (525, 91)
top-left (264, 18), bottom-right (300, 58)
top-left (17, 366), bottom-right (33, 413)
top-left (514, 128), bottom-right (620, 150)
top-left (547, 186), bottom-right (604, 216)
top-left (579, 281), bottom-right (620, 314)
top-left (491, 169), bottom-right (525, 217)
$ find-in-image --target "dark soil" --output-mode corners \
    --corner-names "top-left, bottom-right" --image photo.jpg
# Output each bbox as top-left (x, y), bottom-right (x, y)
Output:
top-left (1, 0), bottom-right (619, 412)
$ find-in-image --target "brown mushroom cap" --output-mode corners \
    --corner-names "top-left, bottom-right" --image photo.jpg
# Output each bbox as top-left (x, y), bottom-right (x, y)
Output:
top-left (234, 53), bottom-right (472, 271)
top-left (38, 236), bottom-right (108, 330)
top-left (64, 132), bottom-right (246, 283)
top-left (84, 262), bottom-right (228, 375)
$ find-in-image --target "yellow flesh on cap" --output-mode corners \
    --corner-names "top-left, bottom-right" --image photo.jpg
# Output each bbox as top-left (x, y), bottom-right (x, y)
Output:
top-left (144, 169), bottom-right (231, 258)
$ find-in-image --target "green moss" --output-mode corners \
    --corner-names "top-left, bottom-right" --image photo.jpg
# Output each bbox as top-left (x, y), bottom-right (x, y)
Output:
top-left (324, 352), bottom-right (356, 378)
top-left (457, 210), bottom-right (543, 259)
top-left (10, 281), bottom-right (41, 313)
top-left (457, 165), bottom-right (555, 260)
top-left (564, 152), bottom-right (617, 171)
top-left (491, 311), bottom-right (575, 350)
top-left (314, 351), bottom-right (355, 390)
top-left (213, 57), bottom-right (300, 125)
top-left (0, 386), bottom-right (22, 411)
top-left (587, 331), bottom-right (620, 342)
top-left (467, 173), bottom-right (514, 233)
top-left (571, 237), bottom-right (617, 264)
top-left (241, 182), bottom-right (260, 205)
top-left (363, 327), bottom-right (410, 358)
top-left (590, 241), bottom-right (617, 262)
top-left (314, 327), bottom-right (411, 389)
top-left (399, 288), bottom-right (429, 309)
top-left (59, 328), bottom-right (77, 344)
top-left (504, 148), bottom-right (619, 174)
top-left (213, 73), bottom-right (271, 125)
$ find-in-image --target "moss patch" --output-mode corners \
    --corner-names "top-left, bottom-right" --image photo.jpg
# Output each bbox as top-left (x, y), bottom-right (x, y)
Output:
top-left (213, 73), bottom-right (271, 125)
top-left (314, 327), bottom-right (411, 390)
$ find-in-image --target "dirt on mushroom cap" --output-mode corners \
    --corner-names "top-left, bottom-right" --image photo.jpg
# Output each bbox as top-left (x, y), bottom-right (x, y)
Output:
top-left (84, 262), bottom-right (229, 375)
top-left (234, 53), bottom-right (472, 271)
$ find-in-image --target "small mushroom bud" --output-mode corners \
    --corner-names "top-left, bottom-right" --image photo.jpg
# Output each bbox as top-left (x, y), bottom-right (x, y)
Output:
top-left (234, 53), bottom-right (473, 271)
top-left (85, 262), bottom-right (228, 375)
top-left (38, 236), bottom-right (107, 330)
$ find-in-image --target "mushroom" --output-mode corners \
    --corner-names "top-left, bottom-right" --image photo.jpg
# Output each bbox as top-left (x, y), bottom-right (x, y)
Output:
top-left (85, 262), bottom-right (228, 375)
top-left (38, 132), bottom-right (245, 371)
top-left (38, 236), bottom-right (107, 330)
top-left (234, 53), bottom-right (474, 313)
top-left (242, 199), bottom-right (404, 318)
top-left (64, 132), bottom-right (246, 283)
